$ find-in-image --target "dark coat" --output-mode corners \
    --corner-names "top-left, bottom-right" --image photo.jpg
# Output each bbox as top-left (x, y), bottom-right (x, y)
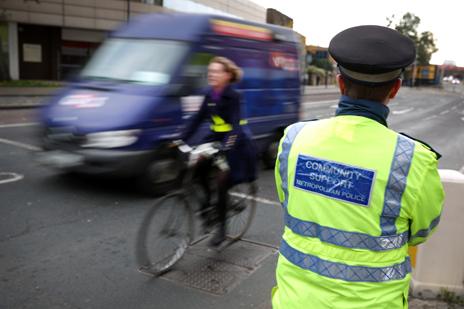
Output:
top-left (183, 85), bottom-right (257, 184)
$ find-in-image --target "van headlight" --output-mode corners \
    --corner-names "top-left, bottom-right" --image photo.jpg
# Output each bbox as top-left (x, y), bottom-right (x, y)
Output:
top-left (82, 130), bottom-right (140, 149)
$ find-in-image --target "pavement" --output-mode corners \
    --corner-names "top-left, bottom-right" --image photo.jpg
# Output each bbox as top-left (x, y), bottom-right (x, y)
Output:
top-left (409, 298), bottom-right (464, 309)
top-left (0, 86), bottom-right (60, 109)
top-left (256, 292), bottom-right (464, 308)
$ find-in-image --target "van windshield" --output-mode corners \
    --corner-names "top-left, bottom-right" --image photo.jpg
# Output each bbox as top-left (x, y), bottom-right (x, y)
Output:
top-left (81, 38), bottom-right (188, 85)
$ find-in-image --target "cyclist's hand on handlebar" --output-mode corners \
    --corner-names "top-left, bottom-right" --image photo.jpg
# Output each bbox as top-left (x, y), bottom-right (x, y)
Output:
top-left (212, 142), bottom-right (229, 154)
top-left (169, 139), bottom-right (185, 148)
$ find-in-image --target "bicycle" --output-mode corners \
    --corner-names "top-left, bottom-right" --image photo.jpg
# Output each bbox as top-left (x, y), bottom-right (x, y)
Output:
top-left (135, 141), bottom-right (257, 276)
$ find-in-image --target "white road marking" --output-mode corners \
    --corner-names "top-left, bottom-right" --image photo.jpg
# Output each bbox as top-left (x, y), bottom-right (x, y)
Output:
top-left (230, 192), bottom-right (281, 206)
top-left (439, 110), bottom-right (450, 115)
top-left (392, 108), bottom-right (414, 115)
top-left (0, 138), bottom-right (40, 151)
top-left (425, 115), bottom-right (437, 120)
top-left (0, 172), bottom-right (24, 184)
top-left (0, 122), bottom-right (39, 128)
top-left (460, 166), bottom-right (464, 174)
top-left (461, 117), bottom-right (464, 122)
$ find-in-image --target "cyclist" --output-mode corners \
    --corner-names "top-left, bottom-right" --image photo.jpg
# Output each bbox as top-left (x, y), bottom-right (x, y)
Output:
top-left (182, 56), bottom-right (257, 247)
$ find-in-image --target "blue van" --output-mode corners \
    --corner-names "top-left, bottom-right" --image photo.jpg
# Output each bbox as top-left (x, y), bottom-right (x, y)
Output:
top-left (38, 13), bottom-right (302, 193)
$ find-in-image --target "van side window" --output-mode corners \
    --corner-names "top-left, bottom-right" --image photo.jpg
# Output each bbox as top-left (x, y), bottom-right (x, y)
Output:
top-left (182, 52), bottom-right (214, 91)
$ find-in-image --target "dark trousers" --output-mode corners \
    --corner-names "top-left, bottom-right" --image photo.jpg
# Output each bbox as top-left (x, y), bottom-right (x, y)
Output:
top-left (196, 157), bottom-right (231, 230)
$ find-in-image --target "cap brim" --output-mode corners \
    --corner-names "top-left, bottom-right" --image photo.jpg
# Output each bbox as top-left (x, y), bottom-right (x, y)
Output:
top-left (339, 66), bottom-right (402, 84)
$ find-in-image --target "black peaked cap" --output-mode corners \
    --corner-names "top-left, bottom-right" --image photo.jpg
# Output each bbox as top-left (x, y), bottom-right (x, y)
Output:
top-left (329, 25), bottom-right (416, 79)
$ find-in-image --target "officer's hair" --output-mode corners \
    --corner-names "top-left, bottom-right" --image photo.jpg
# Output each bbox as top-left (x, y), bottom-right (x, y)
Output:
top-left (210, 57), bottom-right (243, 83)
top-left (342, 77), bottom-right (398, 102)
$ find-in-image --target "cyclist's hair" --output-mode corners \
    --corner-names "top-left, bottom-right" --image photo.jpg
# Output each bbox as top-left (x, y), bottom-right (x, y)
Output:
top-left (210, 56), bottom-right (243, 83)
top-left (342, 77), bottom-right (398, 102)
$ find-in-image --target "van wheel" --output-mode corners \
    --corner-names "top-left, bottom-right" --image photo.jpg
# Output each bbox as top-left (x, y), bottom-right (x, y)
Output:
top-left (139, 157), bottom-right (180, 196)
top-left (262, 133), bottom-right (282, 169)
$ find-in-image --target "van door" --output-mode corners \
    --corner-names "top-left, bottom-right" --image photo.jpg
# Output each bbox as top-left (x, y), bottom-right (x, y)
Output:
top-left (268, 43), bottom-right (300, 119)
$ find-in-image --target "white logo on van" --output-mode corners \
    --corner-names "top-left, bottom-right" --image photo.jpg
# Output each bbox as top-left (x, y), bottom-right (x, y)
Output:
top-left (270, 52), bottom-right (298, 71)
top-left (59, 94), bottom-right (108, 108)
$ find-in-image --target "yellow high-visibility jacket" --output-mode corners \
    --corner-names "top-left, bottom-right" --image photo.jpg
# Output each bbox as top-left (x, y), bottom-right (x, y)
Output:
top-left (273, 115), bottom-right (444, 309)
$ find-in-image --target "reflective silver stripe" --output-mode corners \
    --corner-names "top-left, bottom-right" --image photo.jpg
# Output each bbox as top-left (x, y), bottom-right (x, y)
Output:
top-left (380, 135), bottom-right (415, 236)
top-left (285, 211), bottom-right (409, 251)
top-left (280, 239), bottom-right (411, 282)
top-left (410, 215), bottom-right (441, 241)
top-left (278, 122), bottom-right (306, 208)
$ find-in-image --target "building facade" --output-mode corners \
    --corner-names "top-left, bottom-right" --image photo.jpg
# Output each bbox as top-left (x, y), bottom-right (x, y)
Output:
top-left (0, 0), bottom-right (266, 81)
top-left (180, 0), bottom-right (265, 23)
top-left (305, 45), bottom-right (336, 86)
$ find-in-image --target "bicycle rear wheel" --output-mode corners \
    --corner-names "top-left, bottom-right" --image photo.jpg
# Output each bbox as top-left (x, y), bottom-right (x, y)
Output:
top-left (226, 182), bottom-right (257, 240)
top-left (135, 192), bottom-right (193, 276)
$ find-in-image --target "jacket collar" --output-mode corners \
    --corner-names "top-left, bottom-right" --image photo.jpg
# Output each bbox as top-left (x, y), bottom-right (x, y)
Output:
top-left (335, 95), bottom-right (390, 127)
top-left (208, 84), bottom-right (235, 99)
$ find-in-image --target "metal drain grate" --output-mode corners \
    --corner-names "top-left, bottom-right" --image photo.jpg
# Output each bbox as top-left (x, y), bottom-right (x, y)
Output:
top-left (160, 238), bottom-right (277, 295)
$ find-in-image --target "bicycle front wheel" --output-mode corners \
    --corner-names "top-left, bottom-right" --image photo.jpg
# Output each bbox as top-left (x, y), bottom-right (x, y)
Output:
top-left (135, 192), bottom-right (193, 276)
top-left (226, 182), bottom-right (257, 240)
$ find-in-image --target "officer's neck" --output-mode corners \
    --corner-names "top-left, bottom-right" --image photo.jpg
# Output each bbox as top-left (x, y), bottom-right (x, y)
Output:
top-left (335, 95), bottom-right (390, 127)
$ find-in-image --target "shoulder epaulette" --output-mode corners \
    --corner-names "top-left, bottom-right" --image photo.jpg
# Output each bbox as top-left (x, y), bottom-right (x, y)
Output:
top-left (400, 132), bottom-right (442, 160)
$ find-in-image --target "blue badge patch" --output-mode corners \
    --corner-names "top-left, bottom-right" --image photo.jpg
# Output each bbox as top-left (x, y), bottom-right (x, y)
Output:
top-left (293, 155), bottom-right (375, 206)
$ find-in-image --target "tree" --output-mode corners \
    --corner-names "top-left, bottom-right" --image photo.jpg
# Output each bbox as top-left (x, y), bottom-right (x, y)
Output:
top-left (310, 59), bottom-right (334, 86)
top-left (312, 58), bottom-right (333, 72)
top-left (387, 13), bottom-right (438, 65)
top-left (417, 31), bottom-right (438, 65)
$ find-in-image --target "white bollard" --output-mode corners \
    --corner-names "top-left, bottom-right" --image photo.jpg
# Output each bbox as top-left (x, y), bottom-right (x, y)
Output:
top-left (410, 169), bottom-right (464, 299)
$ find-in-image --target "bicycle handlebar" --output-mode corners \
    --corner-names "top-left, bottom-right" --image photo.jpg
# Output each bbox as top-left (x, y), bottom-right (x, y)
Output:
top-left (173, 140), bottom-right (229, 171)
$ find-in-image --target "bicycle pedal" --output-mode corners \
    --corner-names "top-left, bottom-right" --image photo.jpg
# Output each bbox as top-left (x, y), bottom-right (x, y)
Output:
top-left (210, 237), bottom-right (234, 252)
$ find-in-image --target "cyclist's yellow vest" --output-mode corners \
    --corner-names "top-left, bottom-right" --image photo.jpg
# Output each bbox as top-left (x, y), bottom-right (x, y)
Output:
top-left (210, 114), bottom-right (247, 133)
top-left (273, 116), bottom-right (444, 309)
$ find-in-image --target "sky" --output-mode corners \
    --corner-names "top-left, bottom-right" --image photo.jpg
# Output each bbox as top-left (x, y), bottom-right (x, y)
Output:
top-left (251, 0), bottom-right (463, 67)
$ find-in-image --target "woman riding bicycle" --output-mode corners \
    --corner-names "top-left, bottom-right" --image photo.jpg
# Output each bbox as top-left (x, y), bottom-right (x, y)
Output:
top-left (182, 56), bottom-right (257, 247)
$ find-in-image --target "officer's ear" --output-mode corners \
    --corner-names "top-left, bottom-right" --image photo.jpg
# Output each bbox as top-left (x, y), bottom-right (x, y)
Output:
top-left (336, 74), bottom-right (346, 95)
top-left (388, 78), bottom-right (402, 99)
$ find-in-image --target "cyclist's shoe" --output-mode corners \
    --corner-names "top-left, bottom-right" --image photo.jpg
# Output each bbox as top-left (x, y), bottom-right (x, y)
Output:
top-left (209, 226), bottom-right (226, 247)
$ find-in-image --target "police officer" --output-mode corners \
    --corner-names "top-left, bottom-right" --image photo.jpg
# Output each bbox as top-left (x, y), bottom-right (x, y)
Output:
top-left (272, 25), bottom-right (444, 308)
